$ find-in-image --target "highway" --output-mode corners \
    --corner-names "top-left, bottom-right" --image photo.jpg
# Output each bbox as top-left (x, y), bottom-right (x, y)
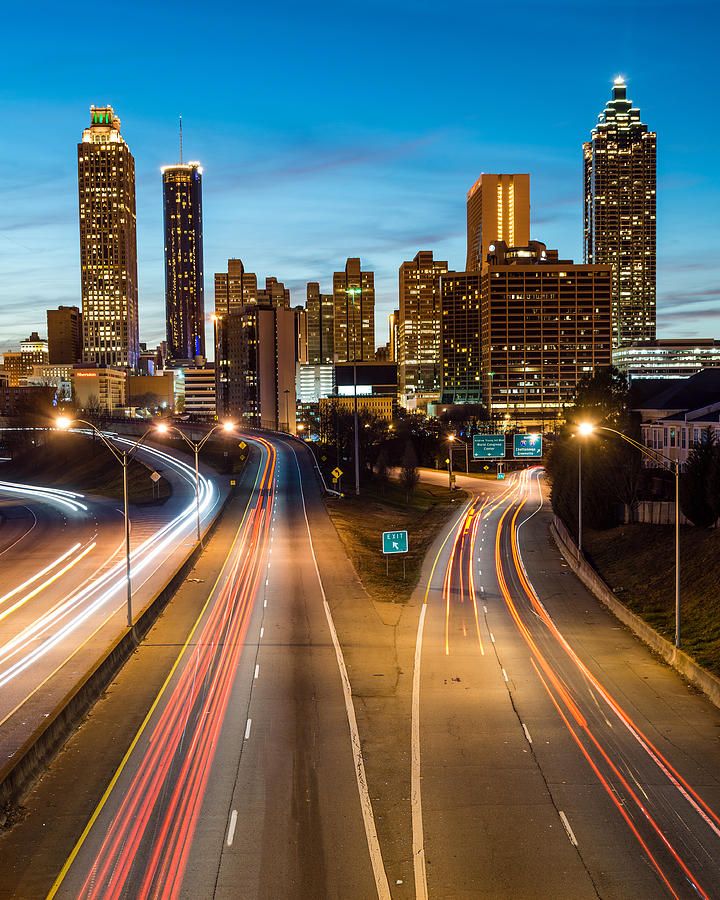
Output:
top-left (412, 467), bottom-right (720, 899)
top-left (0, 434), bottom-right (225, 771)
top-left (22, 434), bottom-right (382, 900)
top-left (2, 445), bottom-right (720, 899)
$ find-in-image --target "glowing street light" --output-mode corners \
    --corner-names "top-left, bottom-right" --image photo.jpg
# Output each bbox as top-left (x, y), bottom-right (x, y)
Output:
top-left (157, 421), bottom-right (234, 543)
top-left (55, 417), bottom-right (161, 628)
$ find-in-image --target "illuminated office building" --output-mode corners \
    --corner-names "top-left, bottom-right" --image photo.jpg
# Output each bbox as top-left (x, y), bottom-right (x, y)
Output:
top-left (614, 339), bottom-right (720, 380)
top-left (439, 272), bottom-right (482, 405)
top-left (332, 258), bottom-right (375, 362)
top-left (466, 174), bottom-right (530, 272)
top-left (306, 282), bottom-right (335, 365)
top-left (584, 79), bottom-right (656, 347)
top-left (398, 251), bottom-right (448, 407)
top-left (162, 162), bottom-right (205, 361)
top-left (480, 241), bottom-right (612, 427)
top-left (78, 106), bottom-right (139, 370)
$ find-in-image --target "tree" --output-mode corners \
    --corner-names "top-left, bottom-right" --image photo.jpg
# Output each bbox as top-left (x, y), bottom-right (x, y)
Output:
top-left (568, 366), bottom-right (629, 427)
top-left (400, 440), bottom-right (420, 503)
top-left (680, 434), bottom-right (719, 528)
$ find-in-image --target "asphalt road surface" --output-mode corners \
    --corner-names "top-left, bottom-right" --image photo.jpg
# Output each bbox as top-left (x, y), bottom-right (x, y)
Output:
top-left (413, 467), bottom-right (720, 899)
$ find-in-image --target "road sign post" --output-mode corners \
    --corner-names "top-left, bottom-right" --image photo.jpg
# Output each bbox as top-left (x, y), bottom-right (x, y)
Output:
top-left (382, 530), bottom-right (408, 579)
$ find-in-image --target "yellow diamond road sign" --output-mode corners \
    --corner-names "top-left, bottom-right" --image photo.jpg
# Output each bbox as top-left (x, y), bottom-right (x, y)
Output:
top-left (331, 467), bottom-right (343, 480)
top-left (239, 441), bottom-right (247, 450)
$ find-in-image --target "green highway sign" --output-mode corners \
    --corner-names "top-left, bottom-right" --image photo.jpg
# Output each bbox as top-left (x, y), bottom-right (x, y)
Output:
top-left (473, 434), bottom-right (506, 459)
top-left (497, 472), bottom-right (505, 480)
top-left (513, 433), bottom-right (543, 458)
top-left (382, 530), bottom-right (408, 554)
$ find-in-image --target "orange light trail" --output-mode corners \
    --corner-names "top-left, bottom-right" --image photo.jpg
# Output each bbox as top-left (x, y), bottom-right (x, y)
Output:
top-left (494, 467), bottom-right (713, 898)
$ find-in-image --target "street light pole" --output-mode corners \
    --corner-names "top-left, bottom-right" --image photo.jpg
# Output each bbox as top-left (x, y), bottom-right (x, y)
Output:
top-left (157, 420), bottom-right (234, 545)
top-left (56, 417), bottom-right (158, 628)
top-left (578, 422), bottom-right (682, 648)
top-left (448, 435), bottom-right (454, 489)
top-left (578, 439), bottom-right (583, 554)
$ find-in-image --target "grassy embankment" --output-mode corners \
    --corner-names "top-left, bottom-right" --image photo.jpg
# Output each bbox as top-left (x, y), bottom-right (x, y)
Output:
top-left (326, 479), bottom-right (465, 604)
top-left (1, 432), bottom-right (170, 504)
top-left (584, 525), bottom-right (720, 678)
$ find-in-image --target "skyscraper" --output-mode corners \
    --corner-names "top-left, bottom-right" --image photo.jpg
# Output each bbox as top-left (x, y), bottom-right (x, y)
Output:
top-left (78, 106), bottom-right (139, 370)
top-left (584, 79), bottom-right (656, 348)
top-left (306, 282), bottom-right (334, 365)
top-left (398, 251), bottom-right (448, 407)
top-left (162, 162), bottom-right (204, 361)
top-left (466, 174), bottom-right (530, 271)
top-left (332, 258), bottom-right (375, 362)
top-left (47, 306), bottom-right (82, 365)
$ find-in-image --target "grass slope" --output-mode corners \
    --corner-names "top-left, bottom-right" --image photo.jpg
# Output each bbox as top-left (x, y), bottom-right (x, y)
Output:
top-left (584, 525), bottom-right (720, 677)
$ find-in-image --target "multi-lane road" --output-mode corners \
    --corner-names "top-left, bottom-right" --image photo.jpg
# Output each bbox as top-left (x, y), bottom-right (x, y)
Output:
top-left (0, 436), bottom-right (225, 770)
top-left (1, 437), bottom-right (720, 899)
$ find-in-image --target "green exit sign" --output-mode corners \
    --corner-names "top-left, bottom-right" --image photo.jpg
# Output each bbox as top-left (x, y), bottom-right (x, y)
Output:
top-left (382, 530), bottom-right (408, 554)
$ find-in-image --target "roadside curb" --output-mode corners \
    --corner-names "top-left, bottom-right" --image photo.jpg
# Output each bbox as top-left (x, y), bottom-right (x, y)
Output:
top-left (0, 482), bottom-right (234, 821)
top-left (550, 514), bottom-right (720, 712)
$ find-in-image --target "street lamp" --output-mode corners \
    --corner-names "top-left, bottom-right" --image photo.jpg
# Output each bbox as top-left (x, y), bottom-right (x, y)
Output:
top-left (447, 434), bottom-right (455, 488)
top-left (55, 416), bottom-right (160, 628)
top-left (578, 422), bottom-right (682, 648)
top-left (157, 420), bottom-right (234, 543)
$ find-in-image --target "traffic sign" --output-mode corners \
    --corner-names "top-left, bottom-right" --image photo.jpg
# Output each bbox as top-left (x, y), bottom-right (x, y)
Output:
top-left (238, 440), bottom-right (247, 450)
top-left (331, 466), bottom-right (343, 480)
top-left (382, 530), bottom-right (408, 554)
top-left (473, 434), bottom-right (506, 459)
top-left (150, 471), bottom-right (161, 483)
top-left (497, 472), bottom-right (505, 480)
top-left (513, 433), bottom-right (543, 458)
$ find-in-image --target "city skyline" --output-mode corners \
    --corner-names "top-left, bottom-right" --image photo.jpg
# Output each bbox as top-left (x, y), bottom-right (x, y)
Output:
top-left (1, 1), bottom-right (719, 352)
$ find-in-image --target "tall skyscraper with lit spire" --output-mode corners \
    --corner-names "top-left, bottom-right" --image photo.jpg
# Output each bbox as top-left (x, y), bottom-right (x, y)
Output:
top-left (162, 158), bottom-right (205, 362)
top-left (78, 105), bottom-right (139, 370)
top-left (584, 79), bottom-right (656, 348)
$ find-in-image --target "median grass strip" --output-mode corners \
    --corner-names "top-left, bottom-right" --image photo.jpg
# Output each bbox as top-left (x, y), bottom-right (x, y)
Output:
top-left (584, 524), bottom-right (720, 678)
top-left (325, 480), bottom-right (464, 604)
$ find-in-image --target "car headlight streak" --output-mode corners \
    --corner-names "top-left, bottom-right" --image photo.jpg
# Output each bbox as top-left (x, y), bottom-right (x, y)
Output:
top-left (0, 441), bottom-right (217, 690)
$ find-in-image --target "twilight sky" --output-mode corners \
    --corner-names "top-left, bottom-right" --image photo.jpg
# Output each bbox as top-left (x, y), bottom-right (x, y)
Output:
top-left (1, 0), bottom-right (718, 353)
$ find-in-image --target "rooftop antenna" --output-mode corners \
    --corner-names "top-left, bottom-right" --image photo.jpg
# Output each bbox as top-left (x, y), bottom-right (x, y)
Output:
top-left (179, 115), bottom-right (183, 165)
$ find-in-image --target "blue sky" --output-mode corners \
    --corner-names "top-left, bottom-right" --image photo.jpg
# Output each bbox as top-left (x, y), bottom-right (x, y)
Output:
top-left (1, 0), bottom-right (719, 352)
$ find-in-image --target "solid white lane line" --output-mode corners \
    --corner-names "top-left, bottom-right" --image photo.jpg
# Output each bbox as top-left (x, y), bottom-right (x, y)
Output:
top-left (412, 602), bottom-right (429, 900)
top-left (291, 449), bottom-right (391, 900)
top-left (244, 719), bottom-right (252, 740)
top-left (502, 668), bottom-right (509, 682)
top-left (226, 809), bottom-right (238, 847)
top-left (254, 665), bottom-right (259, 679)
top-left (522, 723), bottom-right (532, 744)
top-left (559, 811), bottom-right (578, 846)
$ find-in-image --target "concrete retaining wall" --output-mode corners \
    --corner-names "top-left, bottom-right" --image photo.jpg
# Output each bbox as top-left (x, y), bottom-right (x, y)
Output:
top-left (550, 515), bottom-right (720, 711)
top-left (0, 477), bottom-right (235, 819)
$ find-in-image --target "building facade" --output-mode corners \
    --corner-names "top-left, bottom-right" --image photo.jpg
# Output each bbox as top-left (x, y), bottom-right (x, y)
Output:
top-left (480, 241), bottom-right (612, 427)
top-left (398, 251), bottom-right (448, 407)
top-left (78, 106), bottom-right (140, 370)
top-left (182, 363), bottom-right (216, 419)
top-left (332, 258), bottom-right (375, 363)
top-left (614, 339), bottom-right (720, 381)
top-left (584, 79), bottom-right (656, 347)
top-left (439, 272), bottom-right (482, 405)
top-left (466, 174), bottom-right (530, 272)
top-left (306, 282), bottom-right (335, 365)
top-left (47, 306), bottom-right (83, 365)
top-left (162, 163), bottom-right (205, 361)
top-left (72, 367), bottom-right (126, 411)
